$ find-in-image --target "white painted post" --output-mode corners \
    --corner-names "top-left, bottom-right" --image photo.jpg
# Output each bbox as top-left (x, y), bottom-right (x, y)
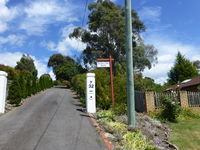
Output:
top-left (86, 73), bottom-right (96, 113)
top-left (0, 71), bottom-right (8, 113)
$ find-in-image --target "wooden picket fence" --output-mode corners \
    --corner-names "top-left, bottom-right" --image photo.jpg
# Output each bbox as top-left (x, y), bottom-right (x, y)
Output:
top-left (187, 91), bottom-right (200, 107)
top-left (154, 92), bottom-right (179, 109)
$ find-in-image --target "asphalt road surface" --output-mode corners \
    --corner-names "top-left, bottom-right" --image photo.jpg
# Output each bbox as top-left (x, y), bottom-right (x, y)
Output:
top-left (0, 87), bottom-right (106, 150)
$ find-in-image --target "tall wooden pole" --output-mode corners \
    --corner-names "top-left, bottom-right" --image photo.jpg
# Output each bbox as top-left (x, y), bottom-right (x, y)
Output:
top-left (109, 55), bottom-right (115, 105)
top-left (125, 0), bottom-right (136, 127)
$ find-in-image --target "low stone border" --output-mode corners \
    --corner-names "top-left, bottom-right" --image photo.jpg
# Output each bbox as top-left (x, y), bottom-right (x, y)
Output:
top-left (88, 113), bottom-right (113, 150)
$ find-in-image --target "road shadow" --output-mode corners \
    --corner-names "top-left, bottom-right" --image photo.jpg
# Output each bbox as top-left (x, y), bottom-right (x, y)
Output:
top-left (54, 86), bottom-right (69, 89)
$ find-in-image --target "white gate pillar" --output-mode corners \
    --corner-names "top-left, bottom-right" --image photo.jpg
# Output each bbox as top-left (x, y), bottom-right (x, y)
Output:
top-left (0, 71), bottom-right (8, 113)
top-left (86, 73), bottom-right (96, 113)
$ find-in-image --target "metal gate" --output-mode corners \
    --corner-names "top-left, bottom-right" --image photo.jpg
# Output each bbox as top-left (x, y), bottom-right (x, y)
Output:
top-left (135, 91), bottom-right (146, 112)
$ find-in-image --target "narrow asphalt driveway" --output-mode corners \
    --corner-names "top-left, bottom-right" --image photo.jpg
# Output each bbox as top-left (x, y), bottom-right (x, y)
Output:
top-left (0, 87), bottom-right (106, 150)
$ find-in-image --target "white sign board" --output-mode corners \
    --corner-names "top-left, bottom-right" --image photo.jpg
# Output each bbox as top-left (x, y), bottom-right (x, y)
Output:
top-left (86, 73), bottom-right (96, 113)
top-left (97, 61), bottom-right (110, 68)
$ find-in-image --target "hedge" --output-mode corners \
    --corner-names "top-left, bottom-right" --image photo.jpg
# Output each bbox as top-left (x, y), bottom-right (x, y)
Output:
top-left (71, 69), bottom-right (124, 109)
top-left (0, 65), bottom-right (53, 105)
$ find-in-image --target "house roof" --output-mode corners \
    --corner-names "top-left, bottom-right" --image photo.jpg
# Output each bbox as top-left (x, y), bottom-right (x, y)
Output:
top-left (166, 76), bottom-right (200, 91)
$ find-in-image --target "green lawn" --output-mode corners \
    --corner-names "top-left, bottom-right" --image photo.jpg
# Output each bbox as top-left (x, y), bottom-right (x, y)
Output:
top-left (169, 119), bottom-right (200, 150)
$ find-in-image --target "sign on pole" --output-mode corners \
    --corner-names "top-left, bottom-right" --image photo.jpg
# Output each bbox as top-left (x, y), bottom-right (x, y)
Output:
top-left (86, 73), bottom-right (96, 113)
top-left (97, 61), bottom-right (110, 68)
top-left (96, 56), bottom-right (115, 105)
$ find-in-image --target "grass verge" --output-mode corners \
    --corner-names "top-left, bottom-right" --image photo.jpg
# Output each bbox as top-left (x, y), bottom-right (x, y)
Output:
top-left (169, 109), bottom-right (200, 150)
top-left (169, 118), bottom-right (200, 150)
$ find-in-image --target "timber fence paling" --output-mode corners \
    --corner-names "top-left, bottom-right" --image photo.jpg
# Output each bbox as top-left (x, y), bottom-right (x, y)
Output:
top-left (134, 91), bottom-right (146, 112)
top-left (154, 92), bottom-right (179, 109)
top-left (187, 91), bottom-right (200, 107)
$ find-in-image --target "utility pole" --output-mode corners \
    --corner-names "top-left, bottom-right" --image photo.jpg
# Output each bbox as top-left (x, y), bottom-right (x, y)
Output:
top-left (125, 0), bottom-right (136, 127)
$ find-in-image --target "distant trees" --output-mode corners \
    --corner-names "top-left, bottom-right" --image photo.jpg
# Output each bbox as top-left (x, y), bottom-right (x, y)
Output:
top-left (168, 52), bottom-right (199, 85)
top-left (193, 60), bottom-right (200, 70)
top-left (15, 54), bottom-right (38, 77)
top-left (48, 54), bottom-right (86, 81)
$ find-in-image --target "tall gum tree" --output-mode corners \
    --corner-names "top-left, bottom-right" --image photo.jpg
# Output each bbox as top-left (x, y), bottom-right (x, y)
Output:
top-left (70, 1), bottom-right (157, 71)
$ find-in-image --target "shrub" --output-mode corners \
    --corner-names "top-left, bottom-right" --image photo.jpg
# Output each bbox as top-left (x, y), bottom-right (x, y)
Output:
top-left (71, 74), bottom-right (86, 97)
top-left (114, 74), bottom-right (127, 103)
top-left (122, 131), bottom-right (157, 150)
top-left (53, 80), bottom-right (62, 86)
top-left (178, 108), bottom-right (200, 121)
top-left (8, 77), bottom-right (22, 105)
top-left (91, 69), bottom-right (111, 109)
top-left (0, 65), bottom-right (17, 80)
top-left (95, 110), bottom-right (115, 121)
top-left (111, 102), bottom-right (127, 115)
top-left (159, 96), bottom-right (180, 122)
top-left (62, 80), bottom-right (71, 87)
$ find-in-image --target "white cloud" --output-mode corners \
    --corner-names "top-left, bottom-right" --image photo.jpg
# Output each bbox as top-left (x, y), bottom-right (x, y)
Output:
top-left (139, 6), bottom-right (162, 22)
top-left (49, 70), bottom-right (56, 80)
top-left (20, 0), bottom-right (79, 35)
top-left (0, 34), bottom-right (26, 46)
top-left (43, 24), bottom-right (86, 55)
top-left (0, 0), bottom-right (18, 33)
top-left (143, 32), bottom-right (200, 84)
top-left (0, 52), bottom-right (50, 77)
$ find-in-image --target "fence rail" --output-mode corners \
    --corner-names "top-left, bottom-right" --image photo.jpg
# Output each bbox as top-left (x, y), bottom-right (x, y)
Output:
top-left (154, 92), bottom-right (179, 109)
top-left (187, 92), bottom-right (200, 107)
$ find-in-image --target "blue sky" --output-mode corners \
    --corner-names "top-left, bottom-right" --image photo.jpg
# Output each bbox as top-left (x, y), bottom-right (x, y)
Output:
top-left (0, 0), bottom-right (200, 83)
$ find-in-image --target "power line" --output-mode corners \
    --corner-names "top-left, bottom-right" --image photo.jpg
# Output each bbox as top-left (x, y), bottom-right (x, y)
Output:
top-left (82, 0), bottom-right (89, 27)
top-left (75, 0), bottom-right (89, 60)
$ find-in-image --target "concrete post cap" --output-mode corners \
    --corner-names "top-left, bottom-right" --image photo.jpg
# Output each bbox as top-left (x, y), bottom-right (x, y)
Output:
top-left (86, 73), bottom-right (95, 77)
top-left (0, 71), bottom-right (8, 77)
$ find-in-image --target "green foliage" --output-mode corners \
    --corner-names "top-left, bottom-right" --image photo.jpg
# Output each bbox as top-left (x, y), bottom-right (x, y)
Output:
top-left (70, 1), bottom-right (157, 71)
top-left (8, 77), bottom-right (22, 105)
top-left (114, 74), bottom-right (127, 103)
top-left (55, 63), bottom-right (83, 81)
top-left (26, 75), bottom-right (32, 96)
top-left (168, 52), bottom-right (199, 85)
top-left (158, 96), bottom-right (181, 122)
top-left (71, 68), bottom-right (163, 110)
top-left (5, 64), bottom-right (53, 105)
top-left (32, 77), bottom-right (37, 95)
top-left (0, 65), bottom-right (17, 80)
top-left (48, 54), bottom-right (75, 70)
top-left (48, 54), bottom-right (85, 81)
top-left (95, 110), bottom-right (115, 121)
top-left (71, 74), bottom-right (86, 97)
top-left (111, 102), bottom-right (127, 115)
top-left (177, 108), bottom-right (200, 121)
top-left (15, 54), bottom-right (38, 77)
top-left (193, 60), bottom-right (200, 70)
top-left (134, 73), bottom-right (163, 92)
top-left (39, 74), bottom-right (53, 90)
top-left (91, 69), bottom-right (111, 109)
top-left (96, 110), bottom-right (156, 150)
top-left (53, 80), bottom-right (62, 86)
top-left (122, 131), bottom-right (157, 150)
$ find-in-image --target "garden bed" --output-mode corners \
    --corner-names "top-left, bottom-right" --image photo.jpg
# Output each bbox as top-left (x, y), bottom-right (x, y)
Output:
top-left (94, 110), bottom-right (178, 150)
